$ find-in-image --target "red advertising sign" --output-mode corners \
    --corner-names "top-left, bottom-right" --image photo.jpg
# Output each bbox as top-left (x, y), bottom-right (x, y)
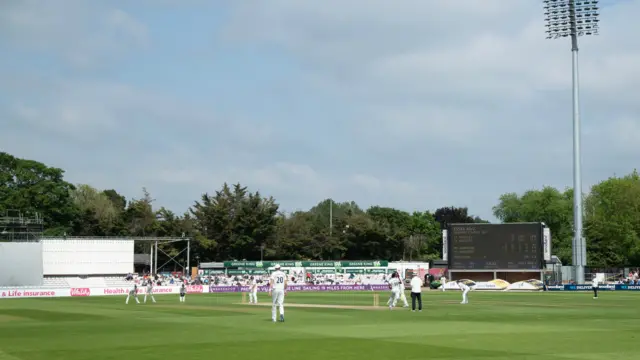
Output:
top-left (70, 288), bottom-right (90, 296)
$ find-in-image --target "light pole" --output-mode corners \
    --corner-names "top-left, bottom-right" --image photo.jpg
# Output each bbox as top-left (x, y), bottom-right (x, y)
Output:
top-left (543, 0), bottom-right (599, 284)
top-left (329, 199), bottom-right (333, 236)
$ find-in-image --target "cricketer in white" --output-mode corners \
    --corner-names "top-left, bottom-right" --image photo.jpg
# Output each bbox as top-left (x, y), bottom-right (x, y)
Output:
top-left (592, 277), bottom-right (599, 299)
top-left (269, 264), bottom-right (287, 322)
top-left (457, 280), bottom-right (470, 304)
top-left (387, 272), bottom-right (401, 310)
top-left (179, 283), bottom-right (186, 302)
top-left (249, 276), bottom-right (258, 304)
top-left (396, 272), bottom-right (409, 307)
top-left (126, 284), bottom-right (140, 304)
top-left (144, 280), bottom-right (156, 304)
top-left (387, 271), bottom-right (409, 307)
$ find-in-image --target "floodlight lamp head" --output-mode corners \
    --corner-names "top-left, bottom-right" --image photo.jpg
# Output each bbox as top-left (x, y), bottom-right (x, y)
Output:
top-left (543, 0), bottom-right (600, 39)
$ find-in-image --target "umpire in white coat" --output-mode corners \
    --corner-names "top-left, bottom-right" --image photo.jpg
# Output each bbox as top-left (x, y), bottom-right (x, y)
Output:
top-left (410, 274), bottom-right (423, 312)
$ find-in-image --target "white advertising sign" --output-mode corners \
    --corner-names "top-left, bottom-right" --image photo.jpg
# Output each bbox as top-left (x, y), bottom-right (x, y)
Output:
top-left (442, 229), bottom-right (448, 261)
top-left (1, 285), bottom-right (207, 299)
top-left (543, 227), bottom-right (551, 261)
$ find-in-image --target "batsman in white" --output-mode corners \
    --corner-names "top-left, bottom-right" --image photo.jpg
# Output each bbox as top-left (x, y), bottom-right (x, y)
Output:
top-left (249, 276), bottom-right (258, 304)
top-left (126, 283), bottom-right (140, 304)
top-left (457, 280), bottom-right (471, 304)
top-left (269, 264), bottom-right (287, 322)
top-left (179, 283), bottom-right (186, 302)
top-left (387, 272), bottom-right (401, 310)
top-left (387, 271), bottom-right (409, 308)
top-left (144, 279), bottom-right (156, 304)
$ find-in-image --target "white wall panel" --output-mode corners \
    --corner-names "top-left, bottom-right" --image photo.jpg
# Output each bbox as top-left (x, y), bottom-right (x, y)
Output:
top-left (0, 242), bottom-right (43, 286)
top-left (41, 239), bottom-right (133, 275)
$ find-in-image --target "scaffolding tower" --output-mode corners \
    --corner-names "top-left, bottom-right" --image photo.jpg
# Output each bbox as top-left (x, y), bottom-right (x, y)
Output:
top-left (0, 210), bottom-right (44, 242)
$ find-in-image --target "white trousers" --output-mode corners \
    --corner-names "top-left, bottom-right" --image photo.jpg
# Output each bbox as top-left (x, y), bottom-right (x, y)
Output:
top-left (271, 289), bottom-right (285, 321)
top-left (398, 291), bottom-right (409, 306)
top-left (126, 292), bottom-right (139, 304)
top-left (387, 290), bottom-right (408, 306)
top-left (144, 292), bottom-right (155, 303)
top-left (249, 290), bottom-right (258, 303)
top-left (461, 289), bottom-right (469, 303)
top-left (388, 290), bottom-right (400, 308)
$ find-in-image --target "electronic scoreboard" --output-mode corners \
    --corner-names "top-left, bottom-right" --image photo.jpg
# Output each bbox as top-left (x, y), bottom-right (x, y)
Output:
top-left (447, 223), bottom-right (543, 270)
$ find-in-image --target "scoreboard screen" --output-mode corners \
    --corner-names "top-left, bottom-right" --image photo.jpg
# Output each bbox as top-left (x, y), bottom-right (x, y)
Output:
top-left (448, 223), bottom-right (543, 270)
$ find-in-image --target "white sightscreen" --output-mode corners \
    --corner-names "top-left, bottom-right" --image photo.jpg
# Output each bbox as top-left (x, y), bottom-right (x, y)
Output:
top-left (41, 239), bottom-right (134, 275)
top-left (0, 242), bottom-right (44, 286)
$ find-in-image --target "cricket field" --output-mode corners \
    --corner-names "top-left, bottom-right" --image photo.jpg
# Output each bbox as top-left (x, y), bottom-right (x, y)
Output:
top-left (0, 291), bottom-right (638, 359)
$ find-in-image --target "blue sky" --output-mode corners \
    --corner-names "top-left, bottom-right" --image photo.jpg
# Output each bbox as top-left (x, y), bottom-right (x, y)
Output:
top-left (1, 0), bottom-right (639, 221)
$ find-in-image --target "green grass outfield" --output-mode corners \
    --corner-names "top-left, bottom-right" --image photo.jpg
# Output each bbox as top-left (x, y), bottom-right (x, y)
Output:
top-left (1, 291), bottom-right (639, 359)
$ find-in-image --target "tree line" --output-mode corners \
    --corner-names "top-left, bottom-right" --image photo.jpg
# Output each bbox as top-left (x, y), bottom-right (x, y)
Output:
top-left (1, 152), bottom-right (639, 267)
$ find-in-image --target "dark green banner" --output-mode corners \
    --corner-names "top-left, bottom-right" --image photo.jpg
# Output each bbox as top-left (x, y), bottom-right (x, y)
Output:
top-left (201, 270), bottom-right (225, 275)
top-left (308, 269), bottom-right (337, 274)
top-left (222, 260), bottom-right (388, 268)
top-left (227, 269), bottom-right (272, 275)
top-left (366, 269), bottom-right (388, 274)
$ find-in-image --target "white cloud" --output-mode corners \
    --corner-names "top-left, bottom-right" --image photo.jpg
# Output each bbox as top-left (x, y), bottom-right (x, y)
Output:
top-left (223, 0), bottom-right (640, 163)
top-left (2, 0), bottom-right (640, 220)
top-left (0, 0), bottom-right (148, 67)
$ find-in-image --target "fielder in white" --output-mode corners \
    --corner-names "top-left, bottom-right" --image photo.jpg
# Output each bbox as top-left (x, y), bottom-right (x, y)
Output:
top-left (249, 276), bottom-right (258, 304)
top-left (387, 272), bottom-right (401, 310)
top-left (269, 264), bottom-right (287, 322)
top-left (144, 280), bottom-right (156, 304)
top-left (126, 284), bottom-right (140, 304)
top-left (179, 283), bottom-right (186, 302)
top-left (440, 275), bottom-right (447, 291)
top-left (457, 280), bottom-right (470, 304)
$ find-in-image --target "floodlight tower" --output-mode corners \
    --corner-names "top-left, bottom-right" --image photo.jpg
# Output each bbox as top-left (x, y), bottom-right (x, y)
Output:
top-left (543, 0), bottom-right (599, 284)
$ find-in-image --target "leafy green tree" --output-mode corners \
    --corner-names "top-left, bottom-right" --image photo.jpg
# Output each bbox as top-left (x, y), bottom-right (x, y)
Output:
top-left (584, 171), bottom-right (640, 267)
top-left (272, 211), bottom-right (313, 260)
top-left (366, 206), bottom-right (411, 261)
top-left (124, 188), bottom-right (157, 237)
top-left (0, 152), bottom-right (76, 234)
top-left (492, 186), bottom-right (573, 264)
top-left (433, 206), bottom-right (477, 229)
top-left (190, 183), bottom-right (279, 261)
top-left (103, 189), bottom-right (126, 212)
top-left (70, 184), bottom-right (119, 236)
top-left (409, 211), bottom-right (442, 260)
top-left (342, 212), bottom-right (381, 259)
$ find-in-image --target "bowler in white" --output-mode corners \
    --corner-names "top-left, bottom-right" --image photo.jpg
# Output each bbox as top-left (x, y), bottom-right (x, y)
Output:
top-left (269, 264), bottom-right (287, 322)
top-left (457, 280), bottom-right (470, 304)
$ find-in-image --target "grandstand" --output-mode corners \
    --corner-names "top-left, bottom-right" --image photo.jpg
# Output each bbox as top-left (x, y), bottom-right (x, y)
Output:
top-left (0, 236), bottom-right (191, 290)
